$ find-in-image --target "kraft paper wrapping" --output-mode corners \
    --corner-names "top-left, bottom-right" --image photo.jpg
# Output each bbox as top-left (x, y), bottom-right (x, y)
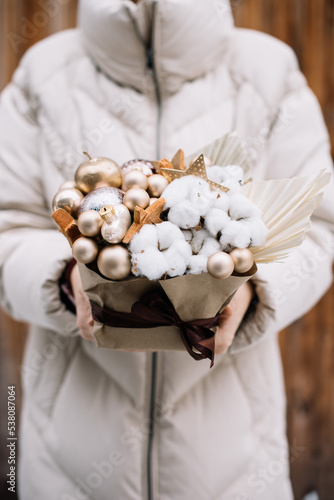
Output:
top-left (78, 262), bottom-right (257, 352)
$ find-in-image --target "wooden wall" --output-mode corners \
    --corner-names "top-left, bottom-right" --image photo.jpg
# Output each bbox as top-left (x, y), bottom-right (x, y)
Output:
top-left (0, 1), bottom-right (333, 499)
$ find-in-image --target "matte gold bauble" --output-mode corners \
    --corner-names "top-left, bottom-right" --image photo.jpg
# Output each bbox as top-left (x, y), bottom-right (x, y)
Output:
top-left (72, 237), bottom-right (98, 264)
top-left (75, 152), bottom-right (122, 194)
top-left (229, 248), bottom-right (254, 274)
top-left (147, 174), bottom-right (169, 197)
top-left (97, 245), bottom-right (131, 280)
top-left (207, 252), bottom-right (234, 280)
top-left (149, 197), bottom-right (158, 205)
top-left (122, 170), bottom-right (149, 191)
top-left (123, 188), bottom-right (150, 211)
top-left (77, 210), bottom-right (103, 237)
top-left (79, 187), bottom-right (124, 214)
top-left (59, 180), bottom-right (77, 191)
top-left (52, 188), bottom-right (84, 218)
top-left (99, 204), bottom-right (131, 244)
top-left (121, 159), bottom-right (154, 176)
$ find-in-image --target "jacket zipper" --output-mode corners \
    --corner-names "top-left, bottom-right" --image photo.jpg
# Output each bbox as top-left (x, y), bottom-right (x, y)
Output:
top-left (127, 3), bottom-right (162, 499)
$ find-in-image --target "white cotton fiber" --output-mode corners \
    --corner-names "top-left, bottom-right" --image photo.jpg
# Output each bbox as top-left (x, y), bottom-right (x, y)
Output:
top-left (207, 165), bottom-right (244, 184)
top-left (219, 220), bottom-right (251, 250)
top-left (131, 247), bottom-right (168, 280)
top-left (156, 221), bottom-right (184, 250)
top-left (188, 189), bottom-right (212, 216)
top-left (129, 224), bottom-right (158, 253)
top-left (204, 208), bottom-right (230, 236)
top-left (228, 193), bottom-right (260, 220)
top-left (181, 229), bottom-right (193, 243)
top-left (168, 200), bottom-right (201, 229)
top-left (212, 192), bottom-right (230, 211)
top-left (199, 237), bottom-right (221, 257)
top-left (187, 254), bottom-right (208, 274)
top-left (243, 217), bottom-right (268, 247)
top-left (162, 178), bottom-right (188, 208)
top-left (164, 246), bottom-right (188, 277)
top-left (221, 179), bottom-right (242, 192)
top-left (169, 239), bottom-right (193, 262)
top-left (190, 228), bottom-right (209, 254)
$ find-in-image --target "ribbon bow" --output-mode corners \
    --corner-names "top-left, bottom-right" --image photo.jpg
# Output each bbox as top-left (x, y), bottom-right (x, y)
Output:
top-left (91, 290), bottom-right (220, 367)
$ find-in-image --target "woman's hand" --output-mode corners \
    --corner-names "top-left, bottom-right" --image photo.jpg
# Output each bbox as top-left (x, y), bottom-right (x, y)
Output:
top-left (215, 281), bottom-right (254, 355)
top-left (70, 264), bottom-right (95, 341)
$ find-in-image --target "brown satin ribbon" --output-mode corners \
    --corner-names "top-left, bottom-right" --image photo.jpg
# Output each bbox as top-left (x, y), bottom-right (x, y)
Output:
top-left (90, 290), bottom-right (220, 367)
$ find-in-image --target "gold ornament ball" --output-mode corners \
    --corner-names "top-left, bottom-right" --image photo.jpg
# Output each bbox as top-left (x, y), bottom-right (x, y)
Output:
top-left (147, 174), bottom-right (169, 197)
top-left (75, 154), bottom-right (122, 194)
top-left (149, 197), bottom-right (158, 206)
top-left (77, 210), bottom-right (103, 237)
top-left (230, 248), bottom-right (254, 274)
top-left (122, 170), bottom-right (148, 191)
top-left (59, 180), bottom-right (77, 191)
top-left (72, 237), bottom-right (99, 264)
top-left (52, 188), bottom-right (84, 218)
top-left (97, 245), bottom-right (131, 280)
top-left (123, 188), bottom-right (150, 211)
top-left (207, 251), bottom-right (234, 280)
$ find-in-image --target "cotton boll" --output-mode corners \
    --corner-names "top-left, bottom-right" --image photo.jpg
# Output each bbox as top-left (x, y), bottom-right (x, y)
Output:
top-left (188, 188), bottom-right (212, 216)
top-left (187, 254), bottom-right (208, 274)
top-left (190, 228), bottom-right (209, 254)
top-left (243, 217), bottom-right (268, 247)
top-left (212, 192), bottom-right (230, 211)
top-left (164, 246), bottom-right (188, 277)
top-left (219, 220), bottom-right (251, 250)
top-left (129, 224), bottom-right (158, 253)
top-left (207, 165), bottom-right (244, 184)
top-left (204, 208), bottom-right (230, 237)
top-left (206, 166), bottom-right (224, 184)
top-left (156, 221), bottom-right (184, 250)
top-left (169, 239), bottom-right (193, 263)
top-left (131, 247), bottom-right (168, 280)
top-left (199, 237), bottom-right (221, 257)
top-left (228, 193), bottom-right (261, 220)
top-left (182, 229), bottom-right (193, 243)
top-left (221, 179), bottom-right (242, 192)
top-left (162, 176), bottom-right (201, 208)
top-left (162, 178), bottom-right (189, 208)
top-left (168, 200), bottom-right (201, 229)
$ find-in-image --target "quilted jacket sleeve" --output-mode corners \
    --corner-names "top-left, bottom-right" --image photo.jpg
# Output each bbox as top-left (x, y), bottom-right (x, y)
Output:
top-left (0, 63), bottom-right (78, 336)
top-left (231, 55), bottom-right (334, 353)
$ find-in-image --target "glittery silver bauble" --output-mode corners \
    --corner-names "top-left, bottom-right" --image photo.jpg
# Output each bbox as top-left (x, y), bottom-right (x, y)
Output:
top-left (75, 154), bottom-right (122, 194)
top-left (72, 237), bottom-right (99, 264)
top-left (52, 188), bottom-right (84, 218)
top-left (97, 245), bottom-right (131, 280)
top-left (122, 170), bottom-right (149, 191)
top-left (207, 252), bottom-right (234, 280)
top-left (121, 159), bottom-right (154, 177)
top-left (147, 174), bottom-right (169, 198)
top-left (99, 204), bottom-right (131, 244)
top-left (78, 187), bottom-right (123, 214)
top-left (229, 248), bottom-right (254, 274)
top-left (77, 210), bottom-right (103, 237)
top-left (123, 188), bottom-right (150, 211)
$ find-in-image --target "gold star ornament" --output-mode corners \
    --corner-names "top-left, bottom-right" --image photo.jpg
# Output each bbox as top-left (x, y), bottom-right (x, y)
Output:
top-left (122, 197), bottom-right (166, 244)
top-left (160, 154), bottom-right (229, 193)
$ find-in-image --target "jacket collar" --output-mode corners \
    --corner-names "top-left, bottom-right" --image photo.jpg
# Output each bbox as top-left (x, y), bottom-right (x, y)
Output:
top-left (78, 0), bottom-right (234, 97)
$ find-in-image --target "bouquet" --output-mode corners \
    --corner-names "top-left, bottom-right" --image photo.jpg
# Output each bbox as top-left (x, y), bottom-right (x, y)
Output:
top-left (52, 133), bottom-right (330, 366)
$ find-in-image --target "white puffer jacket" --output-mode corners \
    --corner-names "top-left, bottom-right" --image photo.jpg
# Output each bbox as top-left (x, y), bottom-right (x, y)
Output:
top-left (1, 1), bottom-right (334, 499)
